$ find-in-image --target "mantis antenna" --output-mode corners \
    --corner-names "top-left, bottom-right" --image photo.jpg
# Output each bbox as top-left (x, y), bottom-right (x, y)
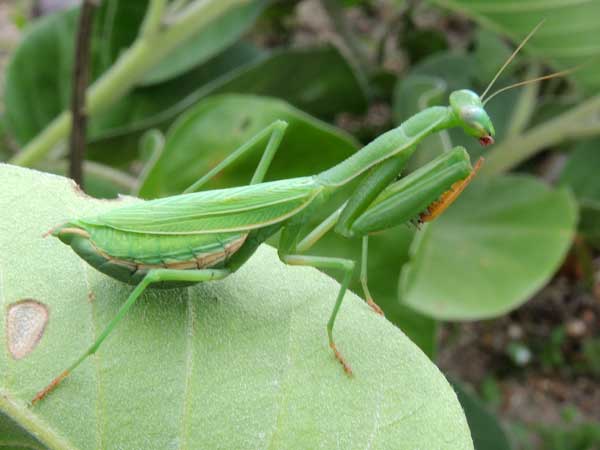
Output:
top-left (482, 66), bottom-right (581, 105)
top-left (480, 20), bottom-right (546, 101)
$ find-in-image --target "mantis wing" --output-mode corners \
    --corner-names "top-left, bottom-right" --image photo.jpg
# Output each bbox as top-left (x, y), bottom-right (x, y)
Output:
top-left (80, 177), bottom-right (322, 235)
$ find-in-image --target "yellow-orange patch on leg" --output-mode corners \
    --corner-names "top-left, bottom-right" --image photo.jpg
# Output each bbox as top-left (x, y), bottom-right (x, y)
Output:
top-left (420, 157), bottom-right (484, 223)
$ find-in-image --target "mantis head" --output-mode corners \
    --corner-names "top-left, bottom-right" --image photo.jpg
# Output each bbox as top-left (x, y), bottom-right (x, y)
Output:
top-left (449, 89), bottom-right (495, 147)
top-left (449, 20), bottom-right (578, 149)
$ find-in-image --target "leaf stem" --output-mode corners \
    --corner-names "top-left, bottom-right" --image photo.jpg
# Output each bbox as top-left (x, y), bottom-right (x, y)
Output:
top-left (10, 0), bottom-right (249, 168)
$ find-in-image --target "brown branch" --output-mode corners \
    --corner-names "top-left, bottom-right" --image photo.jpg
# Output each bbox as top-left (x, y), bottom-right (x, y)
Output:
top-left (69, 0), bottom-right (100, 187)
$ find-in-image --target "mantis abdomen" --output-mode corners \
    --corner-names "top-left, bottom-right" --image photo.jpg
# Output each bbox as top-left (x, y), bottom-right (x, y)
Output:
top-left (56, 224), bottom-right (247, 286)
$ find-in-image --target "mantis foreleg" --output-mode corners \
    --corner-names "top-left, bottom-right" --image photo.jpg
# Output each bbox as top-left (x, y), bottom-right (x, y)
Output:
top-left (32, 268), bottom-right (230, 404)
top-left (184, 120), bottom-right (288, 193)
top-left (335, 147), bottom-right (416, 237)
top-left (350, 150), bottom-right (474, 235)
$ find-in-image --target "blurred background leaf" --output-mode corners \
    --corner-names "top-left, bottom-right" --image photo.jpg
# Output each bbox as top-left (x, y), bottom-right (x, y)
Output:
top-left (0, 411), bottom-right (45, 450)
top-left (428, 0), bottom-right (600, 93)
top-left (451, 381), bottom-right (513, 450)
top-left (559, 140), bottom-right (600, 249)
top-left (399, 175), bottom-right (577, 320)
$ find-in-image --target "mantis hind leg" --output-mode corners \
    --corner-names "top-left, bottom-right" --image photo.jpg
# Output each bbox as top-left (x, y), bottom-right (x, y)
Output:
top-left (360, 236), bottom-right (384, 316)
top-left (184, 120), bottom-right (288, 193)
top-left (32, 268), bottom-right (230, 405)
top-left (279, 252), bottom-right (355, 376)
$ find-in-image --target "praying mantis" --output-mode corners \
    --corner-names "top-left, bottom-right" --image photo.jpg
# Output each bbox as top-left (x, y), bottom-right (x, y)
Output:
top-left (32, 22), bottom-right (568, 404)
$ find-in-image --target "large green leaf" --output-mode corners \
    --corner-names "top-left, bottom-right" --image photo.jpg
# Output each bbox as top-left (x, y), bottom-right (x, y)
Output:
top-left (399, 175), bottom-right (577, 320)
top-left (137, 94), bottom-right (359, 198)
top-left (0, 164), bottom-right (473, 449)
top-left (428, 0), bottom-right (600, 92)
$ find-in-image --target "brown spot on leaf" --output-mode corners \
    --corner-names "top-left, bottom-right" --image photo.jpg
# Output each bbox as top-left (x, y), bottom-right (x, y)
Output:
top-left (7, 299), bottom-right (49, 360)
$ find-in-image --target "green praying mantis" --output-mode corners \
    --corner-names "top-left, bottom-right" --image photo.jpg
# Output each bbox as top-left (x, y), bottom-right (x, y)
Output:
top-left (32, 22), bottom-right (570, 404)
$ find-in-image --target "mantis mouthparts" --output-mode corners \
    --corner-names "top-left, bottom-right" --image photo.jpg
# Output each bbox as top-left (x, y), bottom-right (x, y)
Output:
top-left (479, 135), bottom-right (494, 147)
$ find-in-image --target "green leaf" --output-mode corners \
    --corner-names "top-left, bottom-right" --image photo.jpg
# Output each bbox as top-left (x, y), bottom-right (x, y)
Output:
top-left (137, 94), bottom-right (359, 198)
top-left (140, 0), bottom-right (268, 85)
top-left (559, 139), bottom-right (600, 248)
top-left (0, 164), bottom-right (473, 449)
top-left (472, 29), bottom-right (513, 87)
top-left (400, 175), bottom-right (577, 320)
top-left (451, 381), bottom-right (513, 450)
top-left (0, 411), bottom-right (45, 450)
top-left (206, 45), bottom-right (367, 119)
top-left (559, 140), bottom-right (600, 202)
top-left (429, 0), bottom-right (600, 92)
